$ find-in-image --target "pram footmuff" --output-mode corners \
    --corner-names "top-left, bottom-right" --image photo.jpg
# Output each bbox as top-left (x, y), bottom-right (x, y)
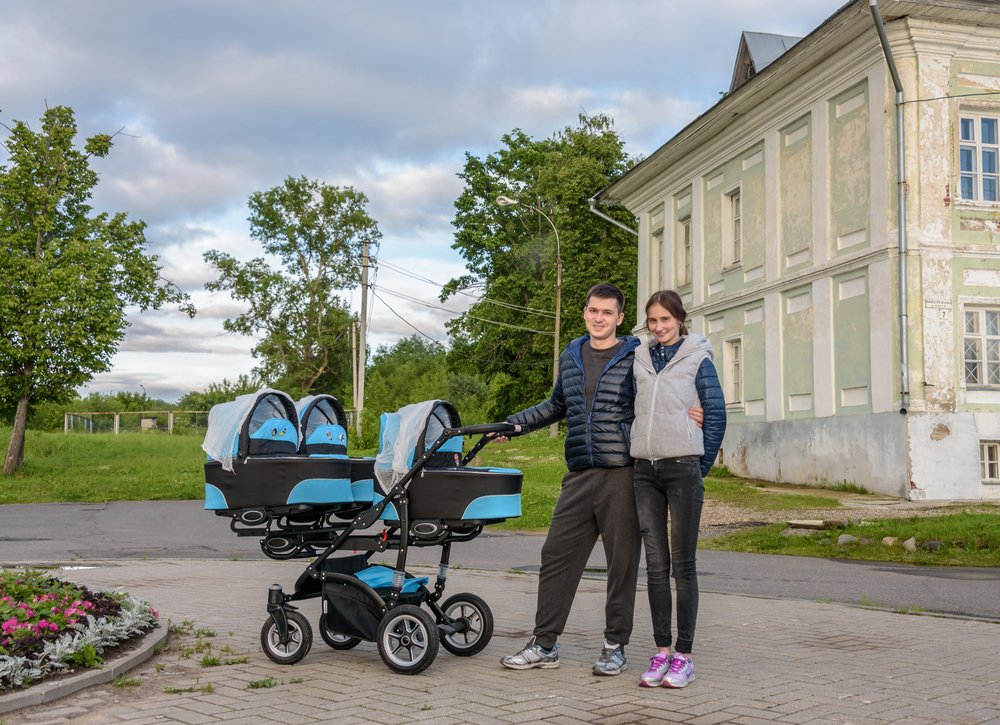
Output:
top-left (259, 400), bottom-right (522, 674)
top-left (203, 389), bottom-right (356, 541)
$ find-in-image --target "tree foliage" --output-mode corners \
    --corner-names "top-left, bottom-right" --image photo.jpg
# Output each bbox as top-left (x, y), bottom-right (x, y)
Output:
top-left (357, 335), bottom-right (489, 448)
top-left (0, 106), bottom-right (190, 473)
top-left (443, 113), bottom-right (638, 419)
top-left (204, 176), bottom-right (380, 401)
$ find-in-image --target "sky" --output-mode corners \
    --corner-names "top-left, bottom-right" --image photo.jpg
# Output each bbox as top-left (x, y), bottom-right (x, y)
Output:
top-left (0, 0), bottom-right (840, 403)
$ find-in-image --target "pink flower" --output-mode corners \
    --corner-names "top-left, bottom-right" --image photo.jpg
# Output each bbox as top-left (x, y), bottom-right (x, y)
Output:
top-left (150, 607), bottom-right (159, 619)
top-left (2, 617), bottom-right (20, 635)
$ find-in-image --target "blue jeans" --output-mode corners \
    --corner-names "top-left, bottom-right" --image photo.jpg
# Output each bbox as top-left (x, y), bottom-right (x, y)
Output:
top-left (634, 456), bottom-right (703, 653)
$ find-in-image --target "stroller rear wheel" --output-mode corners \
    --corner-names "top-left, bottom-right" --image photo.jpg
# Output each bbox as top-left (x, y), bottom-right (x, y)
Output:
top-left (319, 614), bottom-right (362, 650)
top-left (376, 604), bottom-right (439, 675)
top-left (260, 610), bottom-right (312, 664)
top-left (439, 593), bottom-right (493, 656)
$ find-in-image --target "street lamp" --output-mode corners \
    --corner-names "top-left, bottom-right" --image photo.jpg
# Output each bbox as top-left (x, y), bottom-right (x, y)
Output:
top-left (497, 195), bottom-right (562, 438)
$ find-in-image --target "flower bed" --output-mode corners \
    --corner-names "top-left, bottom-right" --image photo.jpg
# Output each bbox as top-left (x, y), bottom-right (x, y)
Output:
top-left (1, 568), bottom-right (158, 690)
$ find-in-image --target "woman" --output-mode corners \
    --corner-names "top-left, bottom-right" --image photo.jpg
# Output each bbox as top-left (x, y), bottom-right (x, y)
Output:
top-left (630, 290), bottom-right (726, 688)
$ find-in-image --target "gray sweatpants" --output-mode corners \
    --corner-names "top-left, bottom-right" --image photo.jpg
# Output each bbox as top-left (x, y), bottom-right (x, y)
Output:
top-left (532, 466), bottom-right (641, 649)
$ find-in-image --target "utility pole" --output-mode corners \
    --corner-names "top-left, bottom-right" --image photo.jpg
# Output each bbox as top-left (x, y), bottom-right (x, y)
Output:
top-left (357, 238), bottom-right (370, 437)
top-left (351, 320), bottom-right (358, 427)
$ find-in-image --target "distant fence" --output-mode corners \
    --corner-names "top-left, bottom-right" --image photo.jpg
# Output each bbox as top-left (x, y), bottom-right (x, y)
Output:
top-left (64, 410), bottom-right (209, 434)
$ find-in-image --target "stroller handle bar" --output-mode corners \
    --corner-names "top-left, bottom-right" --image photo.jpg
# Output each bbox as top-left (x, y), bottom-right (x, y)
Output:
top-left (444, 422), bottom-right (520, 437)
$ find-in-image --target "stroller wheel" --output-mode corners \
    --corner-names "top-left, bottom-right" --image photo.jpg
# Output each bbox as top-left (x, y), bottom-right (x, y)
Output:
top-left (260, 610), bottom-right (312, 665)
top-left (376, 604), bottom-right (439, 675)
top-left (439, 593), bottom-right (494, 656)
top-left (319, 615), bottom-right (361, 650)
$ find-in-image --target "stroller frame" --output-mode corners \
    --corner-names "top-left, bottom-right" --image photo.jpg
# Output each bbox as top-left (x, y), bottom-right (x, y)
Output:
top-left (261, 420), bottom-right (518, 675)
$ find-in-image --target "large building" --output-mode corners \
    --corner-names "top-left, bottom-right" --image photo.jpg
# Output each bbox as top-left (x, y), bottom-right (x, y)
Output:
top-left (594, 0), bottom-right (1000, 500)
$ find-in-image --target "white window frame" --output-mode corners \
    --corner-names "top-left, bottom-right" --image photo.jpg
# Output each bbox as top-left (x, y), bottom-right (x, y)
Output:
top-left (981, 441), bottom-right (1000, 483)
top-left (724, 336), bottom-right (743, 406)
top-left (723, 186), bottom-right (742, 267)
top-left (649, 204), bottom-right (665, 290)
top-left (677, 216), bottom-right (691, 286)
top-left (964, 307), bottom-right (1000, 388)
top-left (958, 112), bottom-right (999, 204)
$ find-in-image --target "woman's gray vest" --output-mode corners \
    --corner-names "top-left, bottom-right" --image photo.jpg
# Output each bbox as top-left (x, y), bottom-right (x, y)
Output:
top-left (630, 334), bottom-right (713, 461)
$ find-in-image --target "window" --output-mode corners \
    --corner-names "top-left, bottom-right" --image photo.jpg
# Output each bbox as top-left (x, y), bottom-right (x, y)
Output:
top-left (981, 441), bottom-right (1000, 483)
top-left (959, 113), bottom-right (999, 202)
top-left (677, 217), bottom-right (692, 286)
top-left (724, 338), bottom-right (743, 404)
top-left (964, 308), bottom-right (1000, 387)
top-left (724, 188), bottom-right (742, 266)
top-left (650, 204), bottom-right (664, 289)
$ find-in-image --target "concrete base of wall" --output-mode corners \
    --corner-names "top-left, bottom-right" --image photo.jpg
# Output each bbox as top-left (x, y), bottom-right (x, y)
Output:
top-left (718, 411), bottom-right (1000, 500)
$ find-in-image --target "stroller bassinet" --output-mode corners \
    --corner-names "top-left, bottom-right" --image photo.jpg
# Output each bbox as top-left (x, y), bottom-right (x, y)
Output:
top-left (373, 400), bottom-right (522, 533)
top-left (296, 394), bottom-right (375, 509)
top-left (203, 389), bottom-right (354, 520)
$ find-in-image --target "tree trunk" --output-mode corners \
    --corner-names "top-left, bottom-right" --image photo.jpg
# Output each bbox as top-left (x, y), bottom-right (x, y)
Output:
top-left (3, 395), bottom-right (29, 474)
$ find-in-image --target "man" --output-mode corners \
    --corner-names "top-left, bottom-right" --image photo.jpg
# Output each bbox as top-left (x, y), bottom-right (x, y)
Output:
top-left (501, 282), bottom-right (700, 676)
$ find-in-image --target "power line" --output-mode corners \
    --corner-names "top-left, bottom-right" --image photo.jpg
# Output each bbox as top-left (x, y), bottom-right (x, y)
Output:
top-left (903, 89), bottom-right (1000, 105)
top-left (369, 289), bottom-right (440, 344)
top-left (376, 257), bottom-right (556, 317)
top-left (374, 285), bottom-right (555, 336)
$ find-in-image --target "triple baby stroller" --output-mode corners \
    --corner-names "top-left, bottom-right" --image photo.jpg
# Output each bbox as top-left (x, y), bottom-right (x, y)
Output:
top-left (202, 395), bottom-right (523, 674)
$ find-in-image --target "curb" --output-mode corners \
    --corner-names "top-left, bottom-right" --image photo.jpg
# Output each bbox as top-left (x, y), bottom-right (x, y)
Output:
top-left (0, 624), bottom-right (169, 715)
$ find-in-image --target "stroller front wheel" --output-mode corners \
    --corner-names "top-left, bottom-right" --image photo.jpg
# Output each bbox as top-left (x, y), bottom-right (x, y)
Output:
top-left (319, 615), bottom-right (362, 650)
top-left (377, 604), bottom-right (439, 675)
top-left (439, 593), bottom-right (494, 656)
top-left (260, 610), bottom-right (312, 665)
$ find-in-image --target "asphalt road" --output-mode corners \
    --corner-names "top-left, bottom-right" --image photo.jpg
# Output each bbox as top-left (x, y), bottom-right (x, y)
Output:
top-left (1, 500), bottom-right (998, 621)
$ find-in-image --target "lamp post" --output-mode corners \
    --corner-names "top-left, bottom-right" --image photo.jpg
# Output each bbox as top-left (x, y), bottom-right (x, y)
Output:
top-left (497, 195), bottom-right (562, 438)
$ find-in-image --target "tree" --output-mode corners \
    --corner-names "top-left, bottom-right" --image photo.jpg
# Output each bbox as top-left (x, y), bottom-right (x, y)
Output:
top-left (443, 113), bottom-right (638, 418)
top-left (176, 375), bottom-right (259, 412)
top-left (204, 177), bottom-right (380, 402)
top-left (0, 106), bottom-right (190, 474)
top-left (357, 335), bottom-right (489, 448)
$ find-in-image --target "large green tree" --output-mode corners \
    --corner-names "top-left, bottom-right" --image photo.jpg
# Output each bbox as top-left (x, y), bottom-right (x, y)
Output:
top-left (204, 176), bottom-right (380, 400)
top-left (443, 113), bottom-right (638, 418)
top-left (0, 106), bottom-right (190, 474)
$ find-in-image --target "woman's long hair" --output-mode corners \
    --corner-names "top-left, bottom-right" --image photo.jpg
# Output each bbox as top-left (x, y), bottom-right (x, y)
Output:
top-left (645, 290), bottom-right (689, 337)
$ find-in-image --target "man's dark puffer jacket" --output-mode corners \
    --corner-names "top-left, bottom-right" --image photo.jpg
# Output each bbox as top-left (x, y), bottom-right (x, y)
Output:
top-left (508, 335), bottom-right (640, 471)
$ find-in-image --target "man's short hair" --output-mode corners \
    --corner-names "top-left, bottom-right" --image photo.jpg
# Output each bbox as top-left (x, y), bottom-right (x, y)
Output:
top-left (585, 283), bottom-right (625, 314)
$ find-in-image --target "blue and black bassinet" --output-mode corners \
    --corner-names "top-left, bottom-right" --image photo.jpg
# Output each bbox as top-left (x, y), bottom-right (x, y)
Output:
top-left (203, 389), bottom-right (354, 518)
top-left (295, 393), bottom-right (375, 509)
top-left (373, 400), bottom-right (522, 532)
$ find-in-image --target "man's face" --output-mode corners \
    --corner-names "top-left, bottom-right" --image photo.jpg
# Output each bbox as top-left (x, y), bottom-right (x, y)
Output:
top-left (583, 296), bottom-right (624, 343)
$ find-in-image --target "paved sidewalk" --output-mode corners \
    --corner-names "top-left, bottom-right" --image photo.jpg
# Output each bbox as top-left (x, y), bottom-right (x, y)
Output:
top-left (4, 559), bottom-right (1000, 724)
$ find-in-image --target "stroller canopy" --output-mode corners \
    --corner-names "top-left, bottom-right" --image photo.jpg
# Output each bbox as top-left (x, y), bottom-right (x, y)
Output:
top-left (202, 389), bottom-right (299, 472)
top-left (374, 400), bottom-right (461, 489)
top-left (296, 394), bottom-right (349, 455)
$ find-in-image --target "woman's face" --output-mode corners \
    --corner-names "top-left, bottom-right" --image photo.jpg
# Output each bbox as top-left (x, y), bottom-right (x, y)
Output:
top-left (646, 302), bottom-right (682, 346)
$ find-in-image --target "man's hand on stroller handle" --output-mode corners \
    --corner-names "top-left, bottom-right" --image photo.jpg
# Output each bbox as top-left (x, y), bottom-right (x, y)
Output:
top-left (487, 424), bottom-right (523, 444)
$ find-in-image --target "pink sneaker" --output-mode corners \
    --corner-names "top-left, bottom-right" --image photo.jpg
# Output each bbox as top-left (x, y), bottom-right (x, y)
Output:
top-left (661, 654), bottom-right (695, 688)
top-left (639, 652), bottom-right (672, 687)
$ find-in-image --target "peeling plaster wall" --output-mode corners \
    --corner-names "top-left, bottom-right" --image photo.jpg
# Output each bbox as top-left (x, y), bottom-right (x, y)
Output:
top-left (907, 412), bottom-right (1000, 500)
top-left (720, 413), bottom-right (908, 497)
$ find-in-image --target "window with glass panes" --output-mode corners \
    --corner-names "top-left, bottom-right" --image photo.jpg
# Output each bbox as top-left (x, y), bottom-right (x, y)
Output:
top-left (959, 113), bottom-right (999, 202)
top-left (964, 308), bottom-right (1000, 386)
top-left (725, 338), bottom-right (743, 404)
top-left (677, 217), bottom-right (691, 286)
top-left (981, 441), bottom-right (1000, 483)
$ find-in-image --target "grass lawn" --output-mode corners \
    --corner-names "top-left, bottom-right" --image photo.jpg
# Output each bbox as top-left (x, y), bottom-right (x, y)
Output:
top-left (702, 510), bottom-right (1000, 567)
